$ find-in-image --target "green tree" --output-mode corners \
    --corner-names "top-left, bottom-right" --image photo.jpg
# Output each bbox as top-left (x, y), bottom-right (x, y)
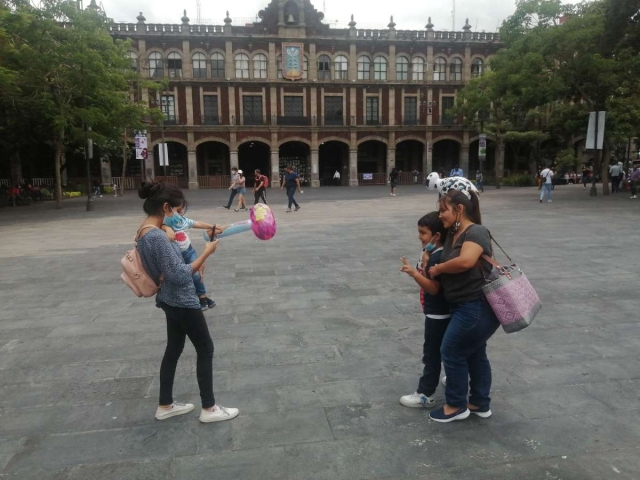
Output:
top-left (1, 0), bottom-right (159, 207)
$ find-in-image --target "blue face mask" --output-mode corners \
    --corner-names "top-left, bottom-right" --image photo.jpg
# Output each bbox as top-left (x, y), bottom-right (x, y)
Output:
top-left (425, 242), bottom-right (437, 253)
top-left (164, 208), bottom-right (185, 228)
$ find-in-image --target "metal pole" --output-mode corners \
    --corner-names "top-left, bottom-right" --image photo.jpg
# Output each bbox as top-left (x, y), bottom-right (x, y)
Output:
top-left (81, 62), bottom-right (95, 211)
top-left (161, 125), bottom-right (167, 179)
top-left (590, 110), bottom-right (598, 197)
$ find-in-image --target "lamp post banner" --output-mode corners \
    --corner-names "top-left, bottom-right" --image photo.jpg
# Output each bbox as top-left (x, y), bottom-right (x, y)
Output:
top-left (479, 133), bottom-right (487, 158)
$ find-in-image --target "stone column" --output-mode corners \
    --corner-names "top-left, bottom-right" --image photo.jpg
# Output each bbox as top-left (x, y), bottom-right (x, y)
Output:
top-left (270, 150), bottom-right (281, 188)
top-left (461, 130), bottom-right (470, 176)
top-left (308, 43), bottom-right (317, 79)
top-left (268, 42), bottom-right (277, 79)
top-left (230, 150), bottom-right (239, 170)
top-left (386, 148), bottom-right (396, 174)
top-left (389, 87), bottom-right (395, 126)
top-left (229, 86), bottom-right (236, 124)
top-left (464, 45), bottom-right (471, 82)
top-left (182, 40), bottom-right (192, 78)
top-left (100, 157), bottom-right (112, 187)
top-left (185, 85), bottom-right (193, 125)
top-left (427, 87), bottom-right (433, 127)
top-left (350, 87), bottom-right (357, 126)
top-left (145, 149), bottom-right (155, 182)
top-left (225, 41), bottom-right (233, 78)
top-left (311, 150), bottom-right (319, 187)
top-left (349, 44), bottom-right (357, 80)
top-left (427, 45), bottom-right (434, 82)
top-left (187, 150), bottom-right (198, 189)
top-left (388, 45), bottom-right (396, 81)
top-left (425, 131), bottom-right (433, 173)
top-left (349, 150), bottom-right (358, 186)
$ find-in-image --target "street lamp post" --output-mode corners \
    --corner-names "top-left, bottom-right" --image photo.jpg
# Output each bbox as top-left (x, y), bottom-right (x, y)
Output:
top-left (477, 109), bottom-right (489, 185)
top-left (85, 126), bottom-right (94, 211)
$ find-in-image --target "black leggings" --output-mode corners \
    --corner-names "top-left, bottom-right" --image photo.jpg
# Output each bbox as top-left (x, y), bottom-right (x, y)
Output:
top-left (159, 302), bottom-right (215, 408)
top-left (254, 188), bottom-right (267, 205)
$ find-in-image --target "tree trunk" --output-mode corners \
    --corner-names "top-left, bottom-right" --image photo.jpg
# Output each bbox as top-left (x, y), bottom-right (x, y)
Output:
top-left (54, 141), bottom-right (63, 209)
top-left (495, 135), bottom-right (505, 181)
top-left (9, 152), bottom-right (22, 186)
top-left (120, 128), bottom-right (128, 196)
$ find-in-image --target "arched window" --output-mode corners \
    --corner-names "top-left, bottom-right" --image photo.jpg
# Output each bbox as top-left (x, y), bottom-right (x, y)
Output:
top-left (396, 56), bottom-right (409, 81)
top-left (253, 53), bottom-right (267, 79)
top-left (334, 55), bottom-right (348, 80)
top-left (211, 52), bottom-right (225, 78)
top-left (471, 58), bottom-right (484, 77)
top-left (235, 53), bottom-right (249, 78)
top-left (373, 56), bottom-right (387, 80)
top-left (148, 52), bottom-right (163, 78)
top-left (318, 54), bottom-right (331, 80)
top-left (434, 57), bottom-right (447, 81)
top-left (450, 57), bottom-right (463, 81)
top-left (302, 56), bottom-right (308, 79)
top-left (411, 57), bottom-right (425, 81)
top-left (167, 52), bottom-right (183, 78)
top-left (192, 53), bottom-right (207, 78)
top-left (357, 55), bottom-right (371, 80)
top-left (126, 51), bottom-right (138, 72)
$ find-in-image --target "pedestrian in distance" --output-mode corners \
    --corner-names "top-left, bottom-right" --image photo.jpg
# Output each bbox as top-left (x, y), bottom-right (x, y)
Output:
top-left (253, 169), bottom-right (268, 205)
top-left (389, 168), bottom-right (399, 196)
top-left (475, 171), bottom-right (484, 193)
top-left (281, 166), bottom-right (302, 212)
top-left (609, 162), bottom-right (622, 193)
top-left (223, 167), bottom-right (239, 209)
top-left (136, 181), bottom-right (239, 424)
top-left (539, 166), bottom-right (554, 203)
top-left (399, 212), bottom-right (450, 409)
top-left (450, 165), bottom-right (464, 177)
top-left (234, 170), bottom-right (247, 212)
top-left (630, 166), bottom-right (640, 199)
top-left (333, 169), bottom-right (341, 186)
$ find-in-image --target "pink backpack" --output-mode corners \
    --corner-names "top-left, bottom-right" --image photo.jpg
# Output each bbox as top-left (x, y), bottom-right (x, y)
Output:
top-left (121, 225), bottom-right (163, 297)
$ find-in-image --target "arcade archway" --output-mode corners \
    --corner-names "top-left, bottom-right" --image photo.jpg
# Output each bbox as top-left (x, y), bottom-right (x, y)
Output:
top-left (238, 141), bottom-right (270, 187)
top-left (279, 141), bottom-right (311, 187)
top-left (432, 139), bottom-right (460, 176)
top-left (319, 141), bottom-right (349, 185)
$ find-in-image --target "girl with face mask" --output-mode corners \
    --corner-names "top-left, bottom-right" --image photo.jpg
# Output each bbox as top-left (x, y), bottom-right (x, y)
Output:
top-left (162, 201), bottom-right (221, 312)
top-left (399, 212), bottom-right (450, 409)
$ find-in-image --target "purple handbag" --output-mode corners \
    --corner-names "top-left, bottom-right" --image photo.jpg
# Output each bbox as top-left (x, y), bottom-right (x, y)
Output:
top-left (480, 237), bottom-right (542, 334)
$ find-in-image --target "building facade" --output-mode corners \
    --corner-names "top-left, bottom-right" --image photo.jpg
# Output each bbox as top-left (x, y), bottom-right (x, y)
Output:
top-left (110, 0), bottom-right (501, 188)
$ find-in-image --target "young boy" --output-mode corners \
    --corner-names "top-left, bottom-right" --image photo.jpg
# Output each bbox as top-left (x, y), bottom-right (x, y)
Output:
top-left (399, 212), bottom-right (450, 408)
top-left (162, 204), bottom-right (219, 311)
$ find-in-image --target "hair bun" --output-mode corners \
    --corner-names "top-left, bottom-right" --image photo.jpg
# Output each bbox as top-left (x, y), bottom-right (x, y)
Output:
top-left (138, 181), bottom-right (163, 200)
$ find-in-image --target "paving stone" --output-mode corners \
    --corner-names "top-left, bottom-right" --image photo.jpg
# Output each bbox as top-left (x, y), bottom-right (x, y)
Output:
top-left (231, 408), bottom-right (333, 450)
top-left (1, 186), bottom-right (639, 478)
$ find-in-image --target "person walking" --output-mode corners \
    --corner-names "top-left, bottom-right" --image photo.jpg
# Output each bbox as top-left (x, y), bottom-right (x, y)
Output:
top-left (427, 189), bottom-right (500, 423)
top-left (630, 166), bottom-right (640, 199)
top-left (281, 166), bottom-right (301, 212)
top-left (412, 170), bottom-right (419, 184)
top-left (223, 167), bottom-right (239, 209)
top-left (136, 181), bottom-right (239, 424)
top-left (581, 165), bottom-right (591, 189)
top-left (253, 169), bottom-right (268, 205)
top-left (609, 163), bottom-right (622, 193)
top-left (234, 170), bottom-right (247, 212)
top-left (389, 168), bottom-right (399, 196)
top-left (539, 166), bottom-right (554, 203)
top-left (333, 169), bottom-right (341, 186)
top-left (475, 171), bottom-right (484, 193)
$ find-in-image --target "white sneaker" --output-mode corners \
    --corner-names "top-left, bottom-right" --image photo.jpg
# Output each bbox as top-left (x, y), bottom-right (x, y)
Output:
top-left (441, 376), bottom-right (447, 387)
top-left (155, 402), bottom-right (194, 420)
top-left (199, 405), bottom-right (240, 423)
top-left (547, 200), bottom-right (552, 203)
top-left (399, 392), bottom-right (436, 408)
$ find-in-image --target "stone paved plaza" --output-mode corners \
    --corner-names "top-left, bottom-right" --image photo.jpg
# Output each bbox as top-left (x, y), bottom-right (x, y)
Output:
top-left (0, 184), bottom-right (639, 479)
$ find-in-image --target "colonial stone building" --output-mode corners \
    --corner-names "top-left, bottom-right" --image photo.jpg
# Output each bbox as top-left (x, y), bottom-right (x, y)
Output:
top-left (109, 0), bottom-right (501, 188)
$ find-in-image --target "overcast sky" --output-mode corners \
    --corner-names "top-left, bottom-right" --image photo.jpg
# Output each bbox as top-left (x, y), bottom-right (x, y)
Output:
top-left (100, 0), bottom-right (582, 33)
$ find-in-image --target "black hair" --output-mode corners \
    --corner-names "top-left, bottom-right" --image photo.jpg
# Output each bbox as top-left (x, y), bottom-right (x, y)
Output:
top-left (442, 190), bottom-right (482, 225)
top-left (138, 181), bottom-right (185, 217)
top-left (418, 211), bottom-right (448, 242)
top-left (231, 167), bottom-right (238, 172)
